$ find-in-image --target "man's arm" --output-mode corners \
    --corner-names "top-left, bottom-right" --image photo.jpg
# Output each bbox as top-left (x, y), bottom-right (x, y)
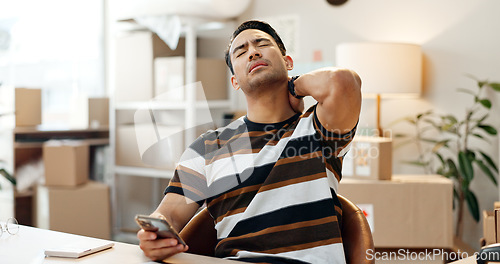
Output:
top-left (137, 193), bottom-right (200, 261)
top-left (293, 67), bottom-right (362, 133)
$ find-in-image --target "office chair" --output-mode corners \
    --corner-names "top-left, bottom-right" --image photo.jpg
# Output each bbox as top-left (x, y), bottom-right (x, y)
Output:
top-left (180, 194), bottom-right (375, 264)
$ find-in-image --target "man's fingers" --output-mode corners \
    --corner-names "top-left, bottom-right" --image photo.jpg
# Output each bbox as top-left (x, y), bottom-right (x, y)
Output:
top-left (137, 229), bottom-right (157, 240)
top-left (141, 238), bottom-right (178, 250)
top-left (141, 240), bottom-right (189, 261)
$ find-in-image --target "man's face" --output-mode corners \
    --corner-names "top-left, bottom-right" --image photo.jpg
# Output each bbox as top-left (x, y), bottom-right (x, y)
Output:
top-left (229, 29), bottom-right (292, 92)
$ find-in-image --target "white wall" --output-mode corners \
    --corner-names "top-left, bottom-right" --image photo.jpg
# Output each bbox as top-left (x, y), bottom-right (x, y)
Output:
top-left (234, 0), bottom-right (500, 250)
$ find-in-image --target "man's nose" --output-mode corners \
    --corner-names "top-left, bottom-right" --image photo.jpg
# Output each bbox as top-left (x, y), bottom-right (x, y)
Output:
top-left (248, 47), bottom-right (261, 60)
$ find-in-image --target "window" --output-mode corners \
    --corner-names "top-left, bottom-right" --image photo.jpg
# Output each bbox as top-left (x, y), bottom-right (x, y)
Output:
top-left (0, 0), bottom-right (105, 126)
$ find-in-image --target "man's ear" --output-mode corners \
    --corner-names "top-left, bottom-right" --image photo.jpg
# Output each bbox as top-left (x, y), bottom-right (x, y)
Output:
top-left (284, 55), bottom-right (294, 70)
top-left (230, 75), bottom-right (240, 90)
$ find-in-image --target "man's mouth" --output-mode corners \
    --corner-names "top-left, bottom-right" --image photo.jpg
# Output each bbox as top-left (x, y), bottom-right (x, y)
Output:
top-left (249, 62), bottom-right (268, 73)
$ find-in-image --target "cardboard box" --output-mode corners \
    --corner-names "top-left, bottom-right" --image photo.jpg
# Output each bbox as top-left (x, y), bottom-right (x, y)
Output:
top-left (196, 58), bottom-right (228, 101)
top-left (152, 34), bottom-right (185, 58)
top-left (483, 210), bottom-right (496, 245)
top-left (496, 209), bottom-right (500, 243)
top-left (15, 88), bottom-right (42, 127)
top-left (338, 175), bottom-right (453, 248)
top-left (115, 31), bottom-right (154, 102)
top-left (88, 97), bottom-right (109, 128)
top-left (342, 136), bottom-right (392, 180)
top-left (116, 124), bottom-right (184, 169)
top-left (43, 140), bottom-right (89, 187)
top-left (153, 57), bottom-right (228, 101)
top-left (154, 57), bottom-right (185, 100)
top-left (36, 181), bottom-right (111, 239)
top-left (115, 32), bottom-right (185, 102)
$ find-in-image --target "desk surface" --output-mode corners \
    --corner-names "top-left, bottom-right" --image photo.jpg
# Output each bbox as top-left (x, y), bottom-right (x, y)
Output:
top-left (0, 224), bottom-right (242, 264)
top-left (450, 256), bottom-right (476, 264)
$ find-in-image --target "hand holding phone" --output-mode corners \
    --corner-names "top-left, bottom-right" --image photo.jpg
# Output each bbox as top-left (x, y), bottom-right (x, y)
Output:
top-left (135, 214), bottom-right (186, 247)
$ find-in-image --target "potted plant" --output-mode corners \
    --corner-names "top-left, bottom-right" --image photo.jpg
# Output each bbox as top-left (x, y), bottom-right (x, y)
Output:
top-left (395, 76), bottom-right (500, 239)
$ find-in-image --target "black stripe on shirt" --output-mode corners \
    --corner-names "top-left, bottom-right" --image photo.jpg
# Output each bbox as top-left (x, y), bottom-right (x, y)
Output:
top-left (227, 198), bottom-right (337, 237)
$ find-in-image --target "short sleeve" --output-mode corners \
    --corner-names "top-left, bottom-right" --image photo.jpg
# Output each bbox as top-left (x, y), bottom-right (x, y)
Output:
top-left (310, 105), bottom-right (357, 183)
top-left (311, 105), bottom-right (357, 158)
top-left (164, 136), bottom-right (208, 206)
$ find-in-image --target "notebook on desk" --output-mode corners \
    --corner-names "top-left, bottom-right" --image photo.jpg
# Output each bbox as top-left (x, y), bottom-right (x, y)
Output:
top-left (44, 241), bottom-right (114, 258)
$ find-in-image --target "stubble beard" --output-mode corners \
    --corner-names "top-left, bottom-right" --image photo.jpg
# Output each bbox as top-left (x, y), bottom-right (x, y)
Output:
top-left (246, 69), bottom-right (288, 95)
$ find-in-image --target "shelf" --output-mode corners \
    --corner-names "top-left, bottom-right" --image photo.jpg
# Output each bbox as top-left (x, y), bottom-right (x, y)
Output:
top-left (114, 165), bottom-right (174, 179)
top-left (110, 16), bottom-right (234, 240)
top-left (14, 138), bottom-right (110, 149)
top-left (114, 100), bottom-right (231, 110)
top-left (14, 126), bottom-right (109, 147)
top-left (14, 125), bottom-right (109, 134)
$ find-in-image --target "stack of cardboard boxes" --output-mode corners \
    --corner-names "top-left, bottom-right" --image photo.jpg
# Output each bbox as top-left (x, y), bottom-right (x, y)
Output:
top-left (339, 174), bottom-right (454, 249)
top-left (36, 140), bottom-right (111, 239)
top-left (338, 135), bottom-right (454, 249)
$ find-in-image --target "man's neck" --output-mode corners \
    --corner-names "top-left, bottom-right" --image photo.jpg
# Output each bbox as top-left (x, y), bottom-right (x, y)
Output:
top-left (245, 86), bottom-right (297, 124)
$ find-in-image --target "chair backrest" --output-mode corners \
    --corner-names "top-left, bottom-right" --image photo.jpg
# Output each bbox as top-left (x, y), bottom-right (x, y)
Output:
top-left (337, 194), bottom-right (375, 264)
top-left (179, 194), bottom-right (374, 264)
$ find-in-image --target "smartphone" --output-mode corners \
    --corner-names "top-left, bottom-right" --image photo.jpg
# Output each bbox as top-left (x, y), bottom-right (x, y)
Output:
top-left (135, 214), bottom-right (186, 246)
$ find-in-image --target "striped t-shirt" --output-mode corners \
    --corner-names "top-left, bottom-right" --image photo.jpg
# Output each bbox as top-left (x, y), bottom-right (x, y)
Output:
top-left (165, 105), bottom-right (356, 264)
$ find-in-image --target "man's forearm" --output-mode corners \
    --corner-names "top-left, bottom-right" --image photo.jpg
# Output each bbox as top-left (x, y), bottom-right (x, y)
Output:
top-left (293, 67), bottom-right (361, 103)
top-left (293, 67), bottom-right (362, 132)
top-left (152, 193), bottom-right (200, 232)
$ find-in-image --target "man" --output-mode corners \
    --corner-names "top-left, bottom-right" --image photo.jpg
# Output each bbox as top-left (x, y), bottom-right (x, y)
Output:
top-left (138, 20), bottom-right (361, 264)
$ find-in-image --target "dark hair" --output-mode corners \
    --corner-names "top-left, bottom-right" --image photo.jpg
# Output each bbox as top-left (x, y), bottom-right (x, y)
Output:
top-left (224, 20), bottom-right (287, 75)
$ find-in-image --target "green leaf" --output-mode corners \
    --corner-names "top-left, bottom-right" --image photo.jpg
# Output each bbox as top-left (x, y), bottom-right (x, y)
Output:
top-left (466, 151), bottom-right (476, 160)
top-left (436, 153), bottom-right (445, 165)
top-left (420, 138), bottom-right (439, 144)
top-left (393, 139), bottom-right (415, 149)
top-left (422, 118), bottom-right (440, 129)
top-left (489, 82), bottom-right (500, 92)
top-left (459, 151), bottom-right (474, 182)
top-left (432, 140), bottom-right (449, 153)
top-left (477, 114), bottom-right (489, 123)
top-left (465, 190), bottom-right (480, 222)
top-left (447, 159), bottom-right (459, 179)
top-left (478, 125), bottom-right (498, 135)
top-left (479, 99), bottom-right (492, 109)
top-left (401, 160), bottom-right (429, 167)
top-left (416, 110), bottom-right (433, 120)
top-left (475, 159), bottom-right (498, 186)
top-left (444, 115), bottom-right (458, 124)
top-left (472, 133), bottom-right (485, 140)
top-left (480, 151), bottom-right (498, 172)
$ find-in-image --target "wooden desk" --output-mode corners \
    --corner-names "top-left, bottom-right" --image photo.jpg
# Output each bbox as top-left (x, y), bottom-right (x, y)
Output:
top-left (0, 224), bottom-right (242, 264)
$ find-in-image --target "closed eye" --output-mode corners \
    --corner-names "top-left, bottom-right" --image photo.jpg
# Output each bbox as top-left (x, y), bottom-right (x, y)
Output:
top-left (236, 51), bottom-right (246, 58)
